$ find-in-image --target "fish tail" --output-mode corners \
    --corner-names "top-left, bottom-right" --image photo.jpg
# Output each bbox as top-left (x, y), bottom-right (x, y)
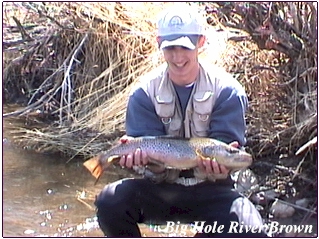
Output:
top-left (83, 156), bottom-right (104, 180)
top-left (83, 155), bottom-right (120, 184)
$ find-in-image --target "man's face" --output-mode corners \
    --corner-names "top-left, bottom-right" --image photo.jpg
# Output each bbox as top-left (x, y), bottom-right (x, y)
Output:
top-left (161, 36), bottom-right (205, 85)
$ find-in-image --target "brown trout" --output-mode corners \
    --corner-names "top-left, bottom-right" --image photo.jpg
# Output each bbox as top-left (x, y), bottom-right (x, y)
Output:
top-left (83, 136), bottom-right (253, 181)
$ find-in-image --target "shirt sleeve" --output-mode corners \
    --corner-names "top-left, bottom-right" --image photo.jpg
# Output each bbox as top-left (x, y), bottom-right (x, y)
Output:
top-left (125, 88), bottom-right (166, 137)
top-left (208, 86), bottom-right (248, 146)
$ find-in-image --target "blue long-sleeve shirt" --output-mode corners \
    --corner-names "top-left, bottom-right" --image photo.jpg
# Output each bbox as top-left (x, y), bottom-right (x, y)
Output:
top-left (125, 78), bottom-right (248, 146)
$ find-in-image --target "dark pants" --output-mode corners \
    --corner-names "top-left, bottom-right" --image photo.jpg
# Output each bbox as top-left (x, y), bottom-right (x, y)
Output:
top-left (94, 178), bottom-right (267, 237)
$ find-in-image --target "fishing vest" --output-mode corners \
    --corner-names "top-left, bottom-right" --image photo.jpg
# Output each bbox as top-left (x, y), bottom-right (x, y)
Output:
top-left (141, 62), bottom-right (226, 137)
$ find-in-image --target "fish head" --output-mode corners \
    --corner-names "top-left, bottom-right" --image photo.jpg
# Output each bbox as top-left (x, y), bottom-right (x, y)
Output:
top-left (201, 144), bottom-right (253, 169)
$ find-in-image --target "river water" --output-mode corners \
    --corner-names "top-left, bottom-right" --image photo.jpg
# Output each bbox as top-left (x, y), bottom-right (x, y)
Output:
top-left (2, 106), bottom-right (179, 237)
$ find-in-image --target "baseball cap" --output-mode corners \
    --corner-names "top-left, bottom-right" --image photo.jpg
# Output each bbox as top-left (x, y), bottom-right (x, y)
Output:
top-left (157, 4), bottom-right (206, 50)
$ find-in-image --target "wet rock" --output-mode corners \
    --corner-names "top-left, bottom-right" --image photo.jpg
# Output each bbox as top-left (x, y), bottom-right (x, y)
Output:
top-left (295, 198), bottom-right (309, 208)
top-left (24, 229), bottom-right (35, 235)
top-left (46, 189), bottom-right (54, 195)
top-left (58, 204), bottom-right (69, 210)
top-left (270, 200), bottom-right (295, 218)
top-left (3, 138), bottom-right (10, 145)
top-left (233, 169), bottom-right (259, 194)
top-left (251, 189), bottom-right (279, 205)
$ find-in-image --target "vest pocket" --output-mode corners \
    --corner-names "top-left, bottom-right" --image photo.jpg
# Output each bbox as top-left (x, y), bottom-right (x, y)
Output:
top-left (192, 91), bottom-right (215, 136)
top-left (154, 94), bottom-right (175, 118)
top-left (154, 94), bottom-right (183, 135)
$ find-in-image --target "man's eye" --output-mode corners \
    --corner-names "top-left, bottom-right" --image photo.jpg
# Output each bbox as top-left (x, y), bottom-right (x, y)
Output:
top-left (163, 46), bottom-right (191, 51)
top-left (164, 46), bottom-right (175, 51)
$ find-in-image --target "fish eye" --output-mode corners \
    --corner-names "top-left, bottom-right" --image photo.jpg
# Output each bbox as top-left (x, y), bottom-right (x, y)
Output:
top-left (203, 147), bottom-right (214, 156)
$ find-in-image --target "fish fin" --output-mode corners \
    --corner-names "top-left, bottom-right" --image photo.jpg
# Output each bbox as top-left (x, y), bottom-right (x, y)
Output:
top-left (83, 155), bottom-right (121, 184)
top-left (94, 174), bottom-right (102, 186)
top-left (83, 156), bottom-right (103, 179)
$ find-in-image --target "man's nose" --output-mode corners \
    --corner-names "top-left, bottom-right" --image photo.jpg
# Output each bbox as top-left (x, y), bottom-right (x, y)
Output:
top-left (171, 47), bottom-right (185, 60)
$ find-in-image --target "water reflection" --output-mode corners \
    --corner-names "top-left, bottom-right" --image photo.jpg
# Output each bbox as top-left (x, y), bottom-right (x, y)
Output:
top-left (3, 105), bottom-right (197, 237)
top-left (3, 108), bottom-right (183, 237)
top-left (3, 135), bottom-right (102, 237)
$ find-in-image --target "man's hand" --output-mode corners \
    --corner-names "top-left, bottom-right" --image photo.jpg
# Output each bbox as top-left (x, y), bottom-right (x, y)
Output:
top-left (196, 141), bottom-right (240, 177)
top-left (118, 135), bottom-right (168, 183)
top-left (118, 135), bottom-right (149, 168)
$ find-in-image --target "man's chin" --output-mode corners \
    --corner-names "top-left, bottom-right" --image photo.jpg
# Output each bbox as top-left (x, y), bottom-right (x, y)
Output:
top-left (169, 68), bottom-right (189, 77)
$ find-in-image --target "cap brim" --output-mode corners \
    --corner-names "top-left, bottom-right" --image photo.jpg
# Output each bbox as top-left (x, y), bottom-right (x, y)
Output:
top-left (159, 36), bottom-right (196, 50)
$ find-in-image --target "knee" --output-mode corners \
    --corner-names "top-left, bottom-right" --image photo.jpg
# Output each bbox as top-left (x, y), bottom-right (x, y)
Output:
top-left (94, 186), bottom-right (111, 209)
top-left (94, 183), bottom-right (121, 212)
top-left (94, 179), bottom-right (138, 213)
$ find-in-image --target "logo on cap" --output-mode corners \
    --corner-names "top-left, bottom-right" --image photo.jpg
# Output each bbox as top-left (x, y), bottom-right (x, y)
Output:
top-left (168, 16), bottom-right (184, 30)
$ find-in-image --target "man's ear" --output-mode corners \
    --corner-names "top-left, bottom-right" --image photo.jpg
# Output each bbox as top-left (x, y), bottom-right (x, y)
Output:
top-left (198, 35), bottom-right (206, 48)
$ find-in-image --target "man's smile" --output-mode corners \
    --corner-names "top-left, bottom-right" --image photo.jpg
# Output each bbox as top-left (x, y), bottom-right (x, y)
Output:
top-left (171, 61), bottom-right (188, 69)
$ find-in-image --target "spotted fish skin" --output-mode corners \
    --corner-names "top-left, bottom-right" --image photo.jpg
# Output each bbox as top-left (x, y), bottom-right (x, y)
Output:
top-left (83, 136), bottom-right (253, 181)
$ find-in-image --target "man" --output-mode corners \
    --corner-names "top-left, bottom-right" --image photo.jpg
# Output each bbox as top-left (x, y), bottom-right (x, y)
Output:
top-left (95, 4), bottom-right (267, 237)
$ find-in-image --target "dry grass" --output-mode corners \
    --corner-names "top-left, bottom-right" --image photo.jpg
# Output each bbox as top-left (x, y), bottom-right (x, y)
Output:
top-left (3, 2), bottom-right (317, 160)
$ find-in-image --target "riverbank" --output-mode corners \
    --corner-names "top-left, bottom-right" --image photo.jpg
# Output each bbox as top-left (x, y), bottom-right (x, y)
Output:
top-left (3, 3), bottom-right (317, 237)
top-left (3, 2), bottom-right (317, 159)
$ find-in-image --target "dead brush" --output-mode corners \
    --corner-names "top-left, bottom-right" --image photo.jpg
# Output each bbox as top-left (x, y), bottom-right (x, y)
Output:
top-left (3, 2), bottom-right (317, 160)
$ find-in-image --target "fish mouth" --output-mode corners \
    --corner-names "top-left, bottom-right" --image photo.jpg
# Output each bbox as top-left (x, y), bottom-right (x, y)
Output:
top-left (221, 155), bottom-right (252, 168)
top-left (234, 155), bottom-right (253, 165)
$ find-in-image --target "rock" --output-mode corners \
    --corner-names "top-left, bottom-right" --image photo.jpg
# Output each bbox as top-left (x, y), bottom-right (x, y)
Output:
top-left (233, 169), bottom-right (259, 194)
top-left (270, 200), bottom-right (295, 218)
top-left (24, 229), bottom-right (35, 235)
top-left (251, 189), bottom-right (279, 205)
top-left (295, 198), bottom-right (309, 208)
